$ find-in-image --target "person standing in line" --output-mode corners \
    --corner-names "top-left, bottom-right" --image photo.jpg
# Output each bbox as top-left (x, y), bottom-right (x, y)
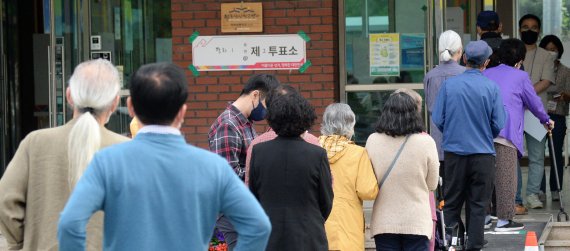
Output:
top-left (432, 40), bottom-right (506, 251)
top-left (539, 35), bottom-right (570, 201)
top-left (516, 14), bottom-right (556, 210)
top-left (249, 90), bottom-right (333, 251)
top-left (366, 90), bottom-right (439, 251)
top-left (207, 73), bottom-right (280, 249)
top-left (483, 38), bottom-right (553, 232)
top-left (477, 10), bottom-right (503, 68)
top-left (0, 59), bottom-right (129, 250)
top-left (423, 30), bottom-right (464, 189)
top-left (243, 85), bottom-right (320, 186)
top-left (320, 103), bottom-right (379, 251)
top-left (58, 63), bottom-right (271, 251)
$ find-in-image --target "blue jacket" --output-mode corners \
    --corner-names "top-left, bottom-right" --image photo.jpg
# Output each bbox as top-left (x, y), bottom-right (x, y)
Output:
top-left (431, 69), bottom-right (506, 155)
top-left (58, 132), bottom-right (271, 251)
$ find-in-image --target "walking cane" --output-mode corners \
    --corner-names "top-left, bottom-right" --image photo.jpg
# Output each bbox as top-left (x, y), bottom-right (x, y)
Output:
top-left (547, 129), bottom-right (569, 222)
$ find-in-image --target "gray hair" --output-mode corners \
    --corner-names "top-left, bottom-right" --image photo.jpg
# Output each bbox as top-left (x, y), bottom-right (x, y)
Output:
top-left (320, 103), bottom-right (356, 138)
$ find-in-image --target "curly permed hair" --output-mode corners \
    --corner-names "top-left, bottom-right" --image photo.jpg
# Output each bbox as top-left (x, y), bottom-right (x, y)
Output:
top-left (267, 91), bottom-right (316, 137)
top-left (375, 91), bottom-right (425, 137)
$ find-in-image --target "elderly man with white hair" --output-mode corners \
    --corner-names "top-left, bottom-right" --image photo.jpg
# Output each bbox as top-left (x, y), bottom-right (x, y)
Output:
top-left (0, 59), bottom-right (129, 250)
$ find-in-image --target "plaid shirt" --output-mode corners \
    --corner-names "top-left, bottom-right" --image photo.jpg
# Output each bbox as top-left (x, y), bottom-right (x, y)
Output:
top-left (208, 105), bottom-right (257, 180)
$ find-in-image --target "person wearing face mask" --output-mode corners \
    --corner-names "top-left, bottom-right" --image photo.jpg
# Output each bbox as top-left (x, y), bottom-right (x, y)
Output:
top-left (432, 40), bottom-right (506, 251)
top-left (517, 14), bottom-right (557, 211)
top-left (207, 73), bottom-right (280, 250)
top-left (539, 35), bottom-right (570, 202)
top-left (483, 38), bottom-right (553, 232)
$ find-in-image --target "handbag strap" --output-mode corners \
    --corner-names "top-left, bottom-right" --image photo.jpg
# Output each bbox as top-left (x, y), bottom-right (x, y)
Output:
top-left (378, 135), bottom-right (411, 189)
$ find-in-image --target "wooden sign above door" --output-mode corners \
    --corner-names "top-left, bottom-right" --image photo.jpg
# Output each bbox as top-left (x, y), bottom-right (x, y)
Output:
top-left (221, 2), bottom-right (263, 33)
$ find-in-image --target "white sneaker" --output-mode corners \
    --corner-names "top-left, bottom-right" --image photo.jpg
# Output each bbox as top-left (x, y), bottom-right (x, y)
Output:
top-left (526, 194), bottom-right (544, 209)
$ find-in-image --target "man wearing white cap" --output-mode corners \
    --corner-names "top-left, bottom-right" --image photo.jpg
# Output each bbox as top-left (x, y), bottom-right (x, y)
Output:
top-left (432, 40), bottom-right (506, 251)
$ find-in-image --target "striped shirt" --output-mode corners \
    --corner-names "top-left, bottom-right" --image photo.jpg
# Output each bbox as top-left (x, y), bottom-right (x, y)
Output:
top-left (208, 105), bottom-right (257, 180)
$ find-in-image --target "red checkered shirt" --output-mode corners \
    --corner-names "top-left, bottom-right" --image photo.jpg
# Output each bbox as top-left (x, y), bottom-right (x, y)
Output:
top-left (208, 105), bottom-right (257, 180)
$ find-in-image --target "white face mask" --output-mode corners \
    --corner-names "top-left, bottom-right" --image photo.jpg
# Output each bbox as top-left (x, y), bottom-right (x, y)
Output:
top-left (548, 51), bottom-right (559, 60)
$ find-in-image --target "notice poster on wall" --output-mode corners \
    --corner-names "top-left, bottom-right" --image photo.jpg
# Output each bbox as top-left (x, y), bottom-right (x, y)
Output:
top-left (370, 33), bottom-right (400, 76)
top-left (192, 34), bottom-right (306, 71)
top-left (400, 33), bottom-right (425, 70)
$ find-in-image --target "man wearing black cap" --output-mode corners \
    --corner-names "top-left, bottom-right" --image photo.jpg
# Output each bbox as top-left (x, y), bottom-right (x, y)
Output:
top-left (477, 10), bottom-right (503, 68)
top-left (432, 40), bottom-right (506, 251)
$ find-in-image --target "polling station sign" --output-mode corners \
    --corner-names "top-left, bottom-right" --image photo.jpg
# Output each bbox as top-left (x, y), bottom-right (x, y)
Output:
top-left (192, 34), bottom-right (307, 71)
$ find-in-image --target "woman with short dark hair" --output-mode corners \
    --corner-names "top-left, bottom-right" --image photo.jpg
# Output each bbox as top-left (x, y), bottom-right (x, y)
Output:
top-left (483, 38), bottom-right (552, 231)
top-left (539, 35), bottom-right (570, 201)
top-left (249, 90), bottom-right (333, 250)
top-left (365, 90), bottom-right (439, 251)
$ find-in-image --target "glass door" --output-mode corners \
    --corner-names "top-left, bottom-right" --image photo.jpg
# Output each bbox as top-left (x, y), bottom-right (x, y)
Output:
top-left (46, 0), bottom-right (89, 127)
top-left (340, 0), bottom-right (430, 145)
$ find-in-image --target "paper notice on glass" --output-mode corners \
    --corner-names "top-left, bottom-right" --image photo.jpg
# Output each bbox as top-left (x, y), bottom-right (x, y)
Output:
top-left (524, 110), bottom-right (547, 141)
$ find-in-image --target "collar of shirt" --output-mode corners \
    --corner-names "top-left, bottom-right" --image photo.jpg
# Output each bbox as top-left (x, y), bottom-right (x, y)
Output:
top-left (138, 125), bottom-right (181, 135)
top-left (464, 68), bottom-right (483, 74)
top-left (228, 104), bottom-right (252, 127)
top-left (480, 32), bottom-right (501, 39)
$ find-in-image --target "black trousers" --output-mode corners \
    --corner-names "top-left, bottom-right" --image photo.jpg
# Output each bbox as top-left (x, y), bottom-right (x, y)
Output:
top-left (374, 234), bottom-right (429, 251)
top-left (541, 114), bottom-right (566, 193)
top-left (443, 152), bottom-right (495, 250)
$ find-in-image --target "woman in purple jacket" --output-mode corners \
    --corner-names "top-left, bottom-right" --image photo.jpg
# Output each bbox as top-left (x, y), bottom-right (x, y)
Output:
top-left (483, 38), bottom-right (553, 231)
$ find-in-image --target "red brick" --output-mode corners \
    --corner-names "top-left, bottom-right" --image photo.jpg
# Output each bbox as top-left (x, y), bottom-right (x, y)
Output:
top-left (196, 78), bottom-right (218, 85)
top-left (287, 9), bottom-right (310, 17)
top-left (275, 1), bottom-right (296, 8)
top-left (275, 18), bottom-right (298, 25)
top-left (311, 25), bottom-right (334, 33)
top-left (206, 19), bottom-right (220, 27)
top-left (172, 28), bottom-right (195, 36)
top-left (207, 85), bottom-right (230, 92)
top-left (265, 10), bottom-right (286, 17)
top-left (312, 91), bottom-right (335, 98)
top-left (205, 3), bottom-right (220, 11)
top-left (172, 20), bottom-right (182, 28)
top-left (219, 76), bottom-right (242, 85)
top-left (182, 3), bottom-right (205, 11)
top-left (219, 93), bottom-right (237, 101)
top-left (299, 1), bottom-right (322, 8)
top-left (190, 85), bottom-right (207, 92)
top-left (208, 101), bottom-right (229, 110)
top-left (187, 118), bottom-right (208, 126)
top-left (196, 93), bottom-right (218, 101)
top-left (265, 26), bottom-right (287, 33)
top-left (300, 83), bottom-right (323, 90)
top-left (183, 19), bottom-right (205, 27)
top-left (307, 50), bottom-right (323, 58)
top-left (312, 74), bottom-right (334, 82)
top-left (194, 11), bottom-right (217, 19)
top-left (311, 58), bottom-right (334, 65)
top-left (299, 17), bottom-right (321, 25)
top-left (322, 16), bottom-right (334, 24)
top-left (197, 126), bottom-right (210, 134)
top-left (195, 110), bottom-right (217, 118)
top-left (172, 12), bottom-right (193, 20)
top-left (288, 75), bottom-right (311, 83)
top-left (172, 3), bottom-right (182, 11)
top-left (311, 9), bottom-right (332, 16)
top-left (231, 85), bottom-right (243, 92)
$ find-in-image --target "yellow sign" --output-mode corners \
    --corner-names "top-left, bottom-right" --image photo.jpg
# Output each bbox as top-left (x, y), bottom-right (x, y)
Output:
top-left (221, 2), bottom-right (263, 33)
top-left (370, 33), bottom-right (400, 76)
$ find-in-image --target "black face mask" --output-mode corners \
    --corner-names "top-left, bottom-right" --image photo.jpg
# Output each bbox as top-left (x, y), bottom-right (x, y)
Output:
top-left (521, 30), bottom-right (539, 45)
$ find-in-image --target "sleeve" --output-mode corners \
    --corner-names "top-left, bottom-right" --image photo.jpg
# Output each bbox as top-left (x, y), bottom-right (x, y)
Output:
top-left (318, 150), bottom-right (334, 220)
top-left (355, 149), bottom-right (379, 200)
top-left (425, 138), bottom-right (440, 191)
top-left (423, 75), bottom-right (432, 112)
top-left (491, 87), bottom-right (507, 138)
top-left (431, 81), bottom-right (447, 132)
top-left (521, 76), bottom-right (550, 124)
top-left (219, 161), bottom-right (271, 251)
top-left (249, 146), bottom-right (259, 198)
top-left (209, 124), bottom-right (243, 177)
top-left (541, 53), bottom-right (556, 84)
top-left (57, 156), bottom-right (106, 251)
top-left (0, 136), bottom-right (31, 250)
top-left (244, 142), bottom-right (254, 186)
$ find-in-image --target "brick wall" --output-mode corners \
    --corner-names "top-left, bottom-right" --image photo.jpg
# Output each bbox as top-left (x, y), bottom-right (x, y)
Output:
top-left (172, 0), bottom-right (339, 148)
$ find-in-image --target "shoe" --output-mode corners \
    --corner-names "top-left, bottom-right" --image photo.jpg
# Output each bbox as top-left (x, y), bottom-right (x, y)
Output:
top-left (538, 191), bottom-right (546, 202)
top-left (515, 204), bottom-right (528, 215)
top-left (552, 191), bottom-right (560, 201)
top-left (484, 219), bottom-right (492, 229)
top-left (526, 194), bottom-right (544, 209)
top-left (489, 215), bottom-right (498, 220)
top-left (494, 220), bottom-right (524, 232)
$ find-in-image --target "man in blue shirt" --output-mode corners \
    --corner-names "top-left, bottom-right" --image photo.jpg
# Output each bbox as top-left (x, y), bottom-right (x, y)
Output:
top-left (432, 40), bottom-right (506, 251)
top-left (58, 63), bottom-right (272, 251)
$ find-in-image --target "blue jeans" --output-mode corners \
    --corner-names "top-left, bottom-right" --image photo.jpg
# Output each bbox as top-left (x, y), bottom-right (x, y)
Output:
top-left (374, 233), bottom-right (429, 251)
top-left (525, 133), bottom-right (547, 196)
